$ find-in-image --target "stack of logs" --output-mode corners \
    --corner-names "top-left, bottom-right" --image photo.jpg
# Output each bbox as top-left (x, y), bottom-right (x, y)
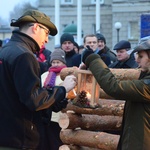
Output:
top-left (58, 67), bottom-right (141, 150)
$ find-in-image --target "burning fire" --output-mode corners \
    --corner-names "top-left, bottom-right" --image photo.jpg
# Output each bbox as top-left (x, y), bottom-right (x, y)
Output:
top-left (86, 91), bottom-right (91, 100)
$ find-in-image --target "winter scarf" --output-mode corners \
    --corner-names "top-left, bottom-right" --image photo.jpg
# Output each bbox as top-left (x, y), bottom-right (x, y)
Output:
top-left (44, 66), bottom-right (66, 88)
top-left (37, 46), bottom-right (46, 62)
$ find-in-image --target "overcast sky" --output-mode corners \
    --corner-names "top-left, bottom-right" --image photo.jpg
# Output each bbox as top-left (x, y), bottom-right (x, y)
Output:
top-left (0, 0), bottom-right (37, 23)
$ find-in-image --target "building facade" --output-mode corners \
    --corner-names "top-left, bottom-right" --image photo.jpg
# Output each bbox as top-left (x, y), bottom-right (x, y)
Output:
top-left (38, 0), bottom-right (150, 50)
top-left (0, 0), bottom-right (150, 50)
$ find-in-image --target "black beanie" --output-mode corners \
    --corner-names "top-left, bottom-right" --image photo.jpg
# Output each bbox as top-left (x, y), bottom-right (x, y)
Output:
top-left (60, 33), bottom-right (74, 45)
top-left (96, 33), bottom-right (106, 44)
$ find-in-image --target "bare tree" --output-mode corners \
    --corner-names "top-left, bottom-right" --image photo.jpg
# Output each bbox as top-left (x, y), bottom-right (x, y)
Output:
top-left (9, 1), bottom-right (38, 22)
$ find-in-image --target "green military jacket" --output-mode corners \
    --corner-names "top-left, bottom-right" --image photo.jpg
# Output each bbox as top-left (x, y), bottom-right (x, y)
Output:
top-left (85, 54), bottom-right (150, 150)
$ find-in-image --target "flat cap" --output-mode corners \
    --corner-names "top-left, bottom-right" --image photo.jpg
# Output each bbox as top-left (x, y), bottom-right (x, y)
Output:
top-left (132, 39), bottom-right (150, 53)
top-left (113, 40), bottom-right (131, 50)
top-left (10, 10), bottom-right (57, 36)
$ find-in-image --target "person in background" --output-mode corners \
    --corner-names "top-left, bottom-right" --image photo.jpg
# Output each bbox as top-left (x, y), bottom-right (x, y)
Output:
top-left (96, 33), bottom-right (117, 64)
top-left (41, 49), bottom-right (67, 150)
top-left (109, 40), bottom-right (138, 68)
top-left (82, 34), bottom-right (111, 66)
top-left (60, 33), bottom-right (81, 67)
top-left (82, 39), bottom-right (150, 150)
top-left (74, 41), bottom-right (79, 53)
top-left (0, 10), bottom-right (77, 150)
top-left (36, 44), bottom-right (52, 74)
top-left (79, 45), bottom-right (84, 54)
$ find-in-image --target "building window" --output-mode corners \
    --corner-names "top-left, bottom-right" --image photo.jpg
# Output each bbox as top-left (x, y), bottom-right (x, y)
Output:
top-left (61, 0), bottom-right (73, 5)
top-left (91, 0), bottom-right (104, 4)
top-left (128, 21), bottom-right (138, 40)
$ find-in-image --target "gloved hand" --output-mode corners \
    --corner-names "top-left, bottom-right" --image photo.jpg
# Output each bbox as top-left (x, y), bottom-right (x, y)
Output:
top-left (61, 75), bottom-right (77, 92)
top-left (82, 45), bottom-right (94, 64)
top-left (45, 86), bottom-right (67, 113)
top-left (52, 98), bottom-right (68, 112)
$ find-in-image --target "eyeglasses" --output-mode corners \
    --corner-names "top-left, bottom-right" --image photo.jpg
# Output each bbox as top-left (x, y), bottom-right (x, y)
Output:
top-left (38, 25), bottom-right (50, 36)
top-left (28, 23), bottom-right (50, 36)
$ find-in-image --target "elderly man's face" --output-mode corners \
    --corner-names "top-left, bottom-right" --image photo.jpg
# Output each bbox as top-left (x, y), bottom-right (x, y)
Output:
top-left (116, 49), bottom-right (129, 62)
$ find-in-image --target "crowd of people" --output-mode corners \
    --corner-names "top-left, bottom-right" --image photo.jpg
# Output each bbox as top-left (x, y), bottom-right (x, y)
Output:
top-left (0, 9), bottom-right (149, 150)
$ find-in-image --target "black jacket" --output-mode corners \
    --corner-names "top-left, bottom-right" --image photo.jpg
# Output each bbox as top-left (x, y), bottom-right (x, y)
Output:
top-left (0, 31), bottom-right (66, 149)
top-left (109, 54), bottom-right (138, 69)
top-left (99, 46), bottom-right (117, 64)
top-left (65, 49), bottom-right (81, 67)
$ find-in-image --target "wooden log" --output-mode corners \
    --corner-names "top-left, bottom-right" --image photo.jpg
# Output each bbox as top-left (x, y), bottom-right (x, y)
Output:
top-left (59, 144), bottom-right (100, 150)
top-left (59, 113), bottom-right (122, 131)
top-left (60, 67), bottom-right (140, 81)
top-left (60, 67), bottom-right (79, 80)
top-left (62, 99), bottom-right (125, 116)
top-left (59, 112), bottom-right (82, 130)
top-left (60, 129), bottom-right (119, 150)
top-left (99, 89), bottom-right (113, 99)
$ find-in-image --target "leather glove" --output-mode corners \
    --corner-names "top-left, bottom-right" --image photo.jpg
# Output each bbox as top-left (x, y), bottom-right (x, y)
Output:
top-left (61, 75), bottom-right (77, 92)
top-left (46, 86), bottom-right (67, 112)
top-left (82, 45), bottom-right (94, 64)
top-left (52, 98), bottom-right (68, 112)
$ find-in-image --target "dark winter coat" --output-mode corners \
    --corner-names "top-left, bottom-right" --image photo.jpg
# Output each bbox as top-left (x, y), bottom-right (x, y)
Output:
top-left (109, 53), bottom-right (138, 68)
top-left (0, 31), bottom-right (66, 150)
top-left (99, 46), bottom-right (117, 64)
top-left (85, 54), bottom-right (150, 150)
top-left (64, 49), bottom-right (81, 67)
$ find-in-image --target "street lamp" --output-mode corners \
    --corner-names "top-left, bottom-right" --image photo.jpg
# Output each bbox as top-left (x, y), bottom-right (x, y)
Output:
top-left (114, 22), bottom-right (122, 42)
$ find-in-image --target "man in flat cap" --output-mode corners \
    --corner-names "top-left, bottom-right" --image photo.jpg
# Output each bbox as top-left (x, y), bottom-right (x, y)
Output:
top-left (109, 40), bottom-right (138, 68)
top-left (0, 10), bottom-right (77, 150)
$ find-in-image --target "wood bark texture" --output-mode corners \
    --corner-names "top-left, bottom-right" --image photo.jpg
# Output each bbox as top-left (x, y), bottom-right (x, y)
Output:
top-left (60, 129), bottom-right (119, 150)
top-left (60, 67), bottom-right (140, 81)
top-left (59, 144), bottom-right (101, 150)
top-left (59, 112), bottom-right (122, 131)
top-left (62, 99), bottom-right (124, 116)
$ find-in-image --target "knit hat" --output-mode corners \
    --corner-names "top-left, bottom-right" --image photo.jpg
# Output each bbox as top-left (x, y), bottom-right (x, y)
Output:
top-left (10, 10), bottom-right (57, 36)
top-left (113, 40), bottom-right (131, 50)
top-left (50, 49), bottom-right (66, 64)
top-left (96, 33), bottom-right (106, 44)
top-left (74, 42), bottom-right (79, 50)
top-left (60, 33), bottom-right (74, 45)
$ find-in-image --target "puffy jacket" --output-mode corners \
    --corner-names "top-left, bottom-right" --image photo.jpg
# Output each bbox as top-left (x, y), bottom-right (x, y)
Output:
top-left (85, 54), bottom-right (150, 150)
top-left (0, 31), bottom-right (66, 149)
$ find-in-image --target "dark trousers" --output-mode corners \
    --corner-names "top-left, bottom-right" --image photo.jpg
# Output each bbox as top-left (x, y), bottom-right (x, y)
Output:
top-left (45, 121), bottom-right (63, 150)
